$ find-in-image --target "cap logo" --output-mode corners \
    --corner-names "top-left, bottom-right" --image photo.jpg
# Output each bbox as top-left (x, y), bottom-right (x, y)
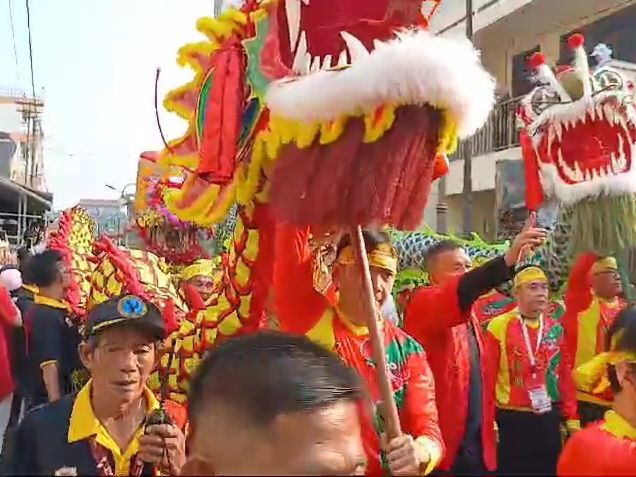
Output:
top-left (117, 295), bottom-right (147, 319)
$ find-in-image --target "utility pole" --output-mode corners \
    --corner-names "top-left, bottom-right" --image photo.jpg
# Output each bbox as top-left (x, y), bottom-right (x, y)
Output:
top-left (461, 0), bottom-right (474, 235)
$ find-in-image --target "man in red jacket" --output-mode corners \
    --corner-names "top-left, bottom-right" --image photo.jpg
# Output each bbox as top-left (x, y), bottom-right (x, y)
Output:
top-left (404, 213), bottom-right (547, 474)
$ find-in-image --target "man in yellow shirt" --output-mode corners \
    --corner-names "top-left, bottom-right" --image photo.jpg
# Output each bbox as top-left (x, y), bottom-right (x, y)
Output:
top-left (6, 295), bottom-right (187, 476)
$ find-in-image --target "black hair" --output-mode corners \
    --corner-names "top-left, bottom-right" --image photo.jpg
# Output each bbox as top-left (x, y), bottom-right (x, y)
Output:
top-left (188, 331), bottom-right (363, 427)
top-left (607, 305), bottom-right (636, 393)
top-left (336, 229), bottom-right (392, 257)
top-left (0, 265), bottom-right (17, 273)
top-left (16, 247), bottom-right (34, 284)
top-left (28, 250), bottom-right (64, 288)
top-left (424, 239), bottom-right (461, 271)
top-left (16, 247), bottom-right (32, 266)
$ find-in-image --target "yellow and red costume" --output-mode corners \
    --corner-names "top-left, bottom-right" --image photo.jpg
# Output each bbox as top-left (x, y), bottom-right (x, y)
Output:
top-left (273, 223), bottom-right (443, 476)
top-left (558, 344), bottom-right (636, 476)
top-left (558, 410), bottom-right (636, 475)
top-left (485, 309), bottom-right (575, 415)
top-left (485, 266), bottom-right (576, 474)
top-left (561, 254), bottom-right (626, 420)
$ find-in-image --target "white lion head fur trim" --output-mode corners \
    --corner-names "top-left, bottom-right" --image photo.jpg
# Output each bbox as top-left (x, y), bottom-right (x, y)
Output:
top-left (265, 29), bottom-right (495, 138)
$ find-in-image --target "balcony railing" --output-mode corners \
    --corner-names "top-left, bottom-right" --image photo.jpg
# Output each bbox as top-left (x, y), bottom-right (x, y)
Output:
top-left (450, 96), bottom-right (522, 161)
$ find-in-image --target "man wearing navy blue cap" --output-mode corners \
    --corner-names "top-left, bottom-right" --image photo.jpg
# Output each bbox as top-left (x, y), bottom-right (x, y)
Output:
top-left (5, 295), bottom-right (187, 476)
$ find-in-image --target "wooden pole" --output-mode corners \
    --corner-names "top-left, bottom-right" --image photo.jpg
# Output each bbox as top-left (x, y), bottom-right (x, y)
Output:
top-left (350, 225), bottom-right (402, 439)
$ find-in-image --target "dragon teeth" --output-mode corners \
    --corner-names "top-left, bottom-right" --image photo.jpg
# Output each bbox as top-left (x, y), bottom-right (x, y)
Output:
top-left (292, 31), bottom-right (309, 74)
top-left (340, 31), bottom-right (369, 62)
top-left (285, 0), bottom-right (301, 53)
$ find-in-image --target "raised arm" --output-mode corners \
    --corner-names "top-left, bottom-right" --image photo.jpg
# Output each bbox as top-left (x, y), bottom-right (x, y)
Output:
top-left (560, 252), bottom-right (598, 422)
top-left (404, 256), bottom-right (512, 339)
top-left (558, 333), bottom-right (580, 428)
top-left (563, 253), bottom-right (597, 312)
top-left (273, 222), bottom-right (329, 335)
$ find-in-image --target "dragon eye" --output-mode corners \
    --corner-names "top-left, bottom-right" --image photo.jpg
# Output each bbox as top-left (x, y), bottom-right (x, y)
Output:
top-left (594, 69), bottom-right (623, 92)
top-left (529, 86), bottom-right (561, 116)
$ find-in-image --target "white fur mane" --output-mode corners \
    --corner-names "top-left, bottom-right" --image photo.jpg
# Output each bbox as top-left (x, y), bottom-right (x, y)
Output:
top-left (265, 29), bottom-right (495, 138)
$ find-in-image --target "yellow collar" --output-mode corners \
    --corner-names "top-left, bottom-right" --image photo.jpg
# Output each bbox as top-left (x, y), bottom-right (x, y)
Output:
top-left (34, 294), bottom-right (70, 311)
top-left (335, 305), bottom-right (384, 337)
top-left (593, 293), bottom-right (621, 306)
top-left (68, 380), bottom-right (160, 443)
top-left (23, 284), bottom-right (39, 294)
top-left (602, 410), bottom-right (636, 440)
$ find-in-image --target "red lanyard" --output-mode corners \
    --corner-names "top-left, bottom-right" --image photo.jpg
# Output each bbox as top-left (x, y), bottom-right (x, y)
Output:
top-left (519, 316), bottom-right (544, 377)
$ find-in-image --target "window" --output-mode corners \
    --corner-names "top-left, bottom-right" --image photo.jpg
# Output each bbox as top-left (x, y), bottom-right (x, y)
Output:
top-left (511, 45), bottom-right (541, 97)
top-left (559, 4), bottom-right (636, 65)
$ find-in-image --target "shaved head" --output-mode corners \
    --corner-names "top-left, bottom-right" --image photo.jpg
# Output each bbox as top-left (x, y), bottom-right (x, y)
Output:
top-left (184, 331), bottom-right (367, 475)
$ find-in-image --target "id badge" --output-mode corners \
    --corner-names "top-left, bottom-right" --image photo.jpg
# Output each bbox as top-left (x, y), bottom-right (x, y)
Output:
top-left (528, 385), bottom-right (552, 414)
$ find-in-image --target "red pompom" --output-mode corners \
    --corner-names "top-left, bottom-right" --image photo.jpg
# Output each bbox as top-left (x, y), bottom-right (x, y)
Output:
top-left (568, 33), bottom-right (585, 49)
top-left (528, 52), bottom-right (546, 70)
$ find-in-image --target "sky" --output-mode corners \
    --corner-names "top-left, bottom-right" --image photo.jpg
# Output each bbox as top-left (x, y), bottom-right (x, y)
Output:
top-left (0, 0), bottom-right (214, 209)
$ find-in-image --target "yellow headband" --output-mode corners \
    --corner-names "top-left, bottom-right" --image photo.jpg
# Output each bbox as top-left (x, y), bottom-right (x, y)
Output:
top-left (513, 266), bottom-right (547, 288)
top-left (591, 256), bottom-right (618, 275)
top-left (337, 243), bottom-right (398, 275)
top-left (180, 259), bottom-right (218, 282)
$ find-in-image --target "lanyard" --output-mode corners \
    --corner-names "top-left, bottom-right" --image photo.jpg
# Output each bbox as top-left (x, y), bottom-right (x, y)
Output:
top-left (519, 315), bottom-right (544, 374)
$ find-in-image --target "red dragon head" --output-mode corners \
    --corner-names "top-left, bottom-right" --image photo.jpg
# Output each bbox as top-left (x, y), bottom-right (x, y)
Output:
top-left (518, 34), bottom-right (636, 210)
top-left (161, 0), bottom-right (495, 229)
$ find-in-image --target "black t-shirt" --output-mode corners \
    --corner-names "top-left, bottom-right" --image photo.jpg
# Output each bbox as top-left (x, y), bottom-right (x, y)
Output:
top-left (26, 303), bottom-right (86, 406)
top-left (9, 287), bottom-right (34, 391)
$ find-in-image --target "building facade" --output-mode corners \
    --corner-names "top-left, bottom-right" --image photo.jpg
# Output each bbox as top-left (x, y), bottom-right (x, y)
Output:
top-left (0, 89), bottom-right (47, 192)
top-left (427, 0), bottom-right (636, 240)
top-left (77, 198), bottom-right (128, 237)
top-left (0, 89), bottom-right (51, 245)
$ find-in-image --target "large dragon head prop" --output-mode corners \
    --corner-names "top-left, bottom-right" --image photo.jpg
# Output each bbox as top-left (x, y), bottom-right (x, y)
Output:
top-left (47, 206), bottom-right (96, 319)
top-left (518, 34), bottom-right (636, 254)
top-left (160, 0), bottom-right (495, 228)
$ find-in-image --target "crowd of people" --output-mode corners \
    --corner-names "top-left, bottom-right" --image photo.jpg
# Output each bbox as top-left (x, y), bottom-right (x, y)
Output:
top-left (0, 216), bottom-right (632, 476)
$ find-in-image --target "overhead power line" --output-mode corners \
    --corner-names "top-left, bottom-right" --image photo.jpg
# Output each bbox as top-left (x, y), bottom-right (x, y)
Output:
top-left (25, 0), bottom-right (36, 99)
top-left (8, 0), bottom-right (20, 82)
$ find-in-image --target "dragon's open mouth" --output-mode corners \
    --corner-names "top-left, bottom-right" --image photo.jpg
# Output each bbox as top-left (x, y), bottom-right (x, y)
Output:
top-left (535, 96), bottom-right (636, 186)
top-left (539, 99), bottom-right (636, 184)
top-left (276, 0), bottom-right (435, 74)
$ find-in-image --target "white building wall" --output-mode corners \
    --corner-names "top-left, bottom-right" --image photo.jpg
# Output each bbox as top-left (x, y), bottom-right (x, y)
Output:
top-left (0, 97), bottom-right (46, 191)
top-left (0, 103), bottom-right (22, 132)
top-left (430, 0), bottom-right (535, 37)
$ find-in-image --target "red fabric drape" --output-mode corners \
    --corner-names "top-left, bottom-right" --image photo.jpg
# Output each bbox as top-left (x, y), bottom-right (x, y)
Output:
top-left (520, 130), bottom-right (544, 211)
top-left (199, 43), bottom-right (245, 184)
